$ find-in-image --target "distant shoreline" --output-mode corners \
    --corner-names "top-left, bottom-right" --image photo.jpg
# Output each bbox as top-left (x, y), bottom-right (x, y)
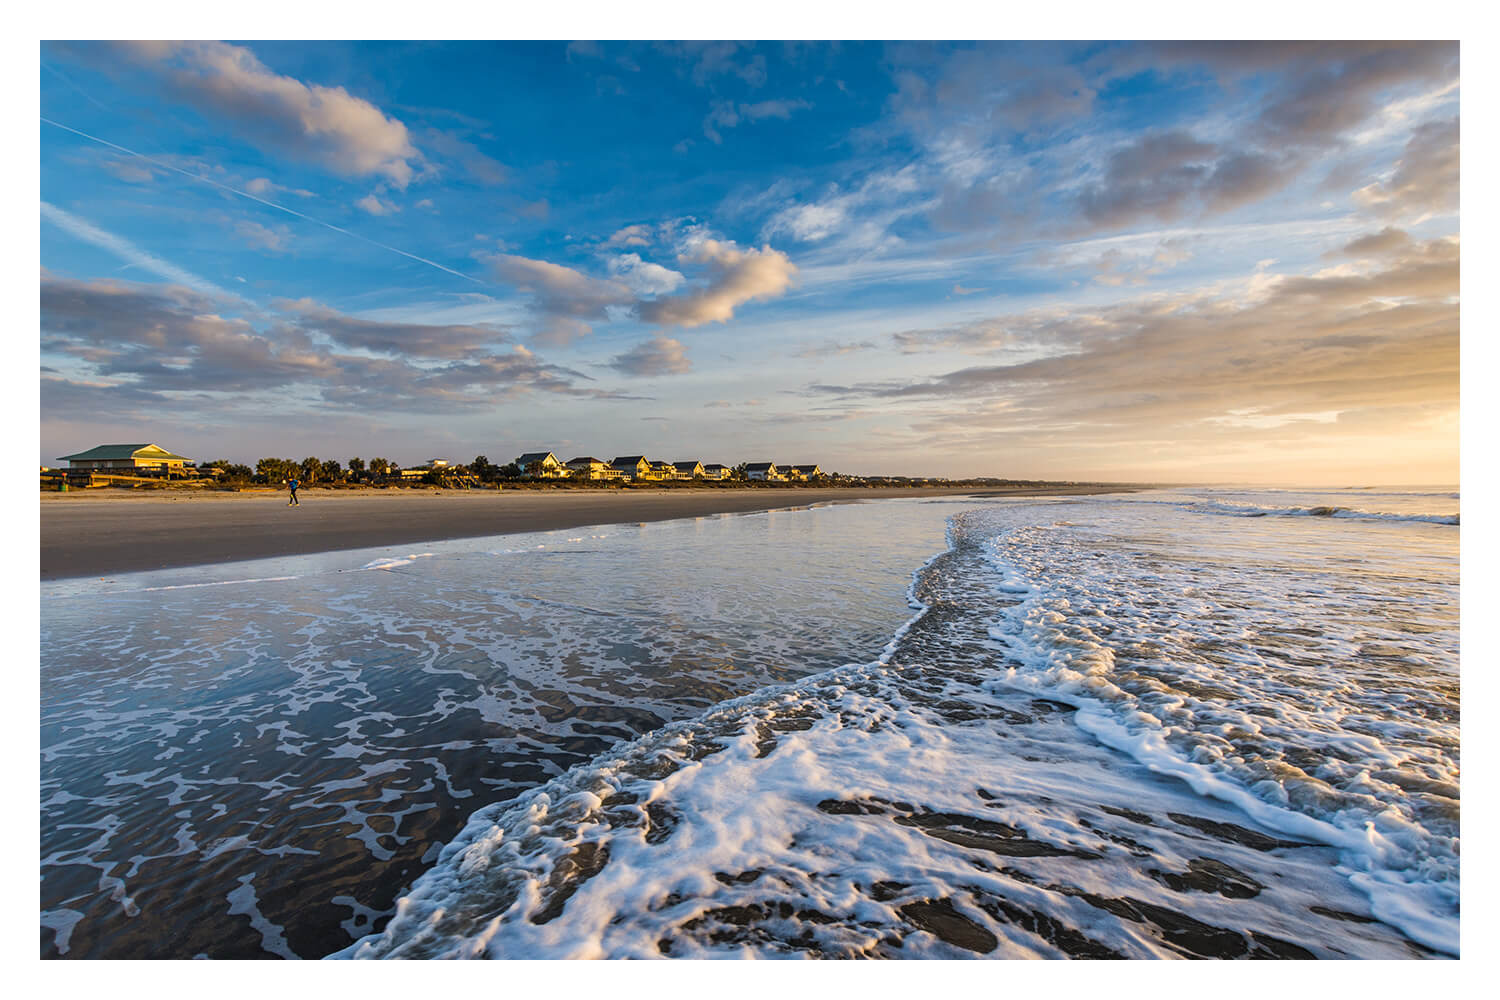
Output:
top-left (40, 484), bottom-right (1143, 580)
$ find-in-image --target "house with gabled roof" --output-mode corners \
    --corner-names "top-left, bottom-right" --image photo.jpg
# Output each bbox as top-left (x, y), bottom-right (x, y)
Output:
top-left (57, 443), bottom-right (191, 476)
top-left (566, 456), bottom-right (622, 480)
top-left (782, 462), bottom-right (822, 481)
top-left (610, 456), bottom-right (651, 480)
top-left (701, 463), bottom-right (730, 480)
top-left (515, 451), bottom-right (567, 478)
top-left (672, 460), bottom-right (704, 479)
top-left (745, 461), bottom-right (780, 481)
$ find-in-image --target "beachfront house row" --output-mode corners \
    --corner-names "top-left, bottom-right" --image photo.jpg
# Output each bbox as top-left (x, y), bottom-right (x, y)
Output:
top-left (610, 456), bottom-right (652, 480)
top-left (701, 463), bottom-right (730, 480)
top-left (777, 463), bottom-right (822, 481)
top-left (745, 462), bottom-right (780, 481)
top-left (672, 460), bottom-right (705, 479)
top-left (515, 451), bottom-right (568, 478)
top-left (566, 457), bottom-right (623, 480)
top-left (57, 443), bottom-right (192, 476)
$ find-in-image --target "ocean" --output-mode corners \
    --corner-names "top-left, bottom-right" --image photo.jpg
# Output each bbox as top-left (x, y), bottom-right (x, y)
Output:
top-left (39, 487), bottom-right (1459, 959)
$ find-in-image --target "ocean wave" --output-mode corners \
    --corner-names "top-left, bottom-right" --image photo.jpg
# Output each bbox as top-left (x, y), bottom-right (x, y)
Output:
top-left (1188, 500), bottom-right (1458, 525)
top-left (974, 510), bottom-right (1459, 955)
top-left (335, 510), bottom-right (1438, 960)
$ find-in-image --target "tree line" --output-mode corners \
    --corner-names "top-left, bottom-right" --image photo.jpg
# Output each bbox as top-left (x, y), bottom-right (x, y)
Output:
top-left (198, 456), bottom-right (526, 486)
top-left (196, 457), bottom-right (853, 487)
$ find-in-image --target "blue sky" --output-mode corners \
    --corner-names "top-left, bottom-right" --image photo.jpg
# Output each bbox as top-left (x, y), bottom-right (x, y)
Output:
top-left (38, 38), bottom-right (1460, 482)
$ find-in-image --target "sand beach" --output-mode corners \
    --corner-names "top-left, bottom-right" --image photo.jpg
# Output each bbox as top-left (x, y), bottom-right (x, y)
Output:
top-left (39, 484), bottom-right (1133, 580)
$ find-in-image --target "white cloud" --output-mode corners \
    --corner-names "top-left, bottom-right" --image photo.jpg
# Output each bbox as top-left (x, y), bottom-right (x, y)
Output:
top-left (356, 193), bottom-right (400, 216)
top-left (235, 220), bottom-right (291, 252)
top-left (606, 253), bottom-right (684, 296)
top-left (117, 40), bottom-right (424, 187)
top-left (603, 224), bottom-right (653, 248)
top-left (236, 176), bottom-right (315, 199)
top-left (638, 240), bottom-right (797, 327)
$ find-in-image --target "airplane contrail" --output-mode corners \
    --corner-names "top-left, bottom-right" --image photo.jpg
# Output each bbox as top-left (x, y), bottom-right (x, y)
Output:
top-left (41, 200), bottom-right (242, 301)
top-left (41, 116), bottom-right (489, 288)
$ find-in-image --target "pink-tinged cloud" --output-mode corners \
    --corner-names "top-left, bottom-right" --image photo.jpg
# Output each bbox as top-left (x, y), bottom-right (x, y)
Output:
top-left (1353, 118), bottom-right (1458, 218)
top-left (608, 334), bottom-right (692, 376)
top-left (603, 224), bottom-right (653, 248)
top-left (638, 240), bottom-right (796, 327)
top-left (488, 253), bottom-right (634, 346)
top-left (117, 40), bottom-right (424, 187)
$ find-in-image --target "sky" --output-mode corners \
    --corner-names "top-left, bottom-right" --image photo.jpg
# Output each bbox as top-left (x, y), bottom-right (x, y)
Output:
top-left (37, 37), bottom-right (1461, 483)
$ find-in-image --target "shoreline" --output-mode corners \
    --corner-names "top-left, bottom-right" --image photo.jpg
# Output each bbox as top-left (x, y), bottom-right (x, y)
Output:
top-left (40, 485), bottom-right (1140, 581)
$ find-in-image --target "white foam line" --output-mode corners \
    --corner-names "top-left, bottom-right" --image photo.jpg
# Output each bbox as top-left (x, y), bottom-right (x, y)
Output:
top-left (359, 553), bottom-right (437, 571)
top-left (136, 575), bottom-right (301, 592)
top-left (331, 524), bottom-right (963, 960)
top-left (1018, 684), bottom-right (1458, 956)
top-left (976, 520), bottom-right (1459, 956)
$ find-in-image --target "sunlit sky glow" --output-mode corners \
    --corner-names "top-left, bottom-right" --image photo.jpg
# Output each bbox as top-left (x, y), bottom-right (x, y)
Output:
top-left (37, 32), bottom-right (1461, 483)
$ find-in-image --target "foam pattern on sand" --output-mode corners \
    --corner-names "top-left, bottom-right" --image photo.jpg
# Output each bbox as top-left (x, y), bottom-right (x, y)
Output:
top-left (337, 502), bottom-right (1448, 959)
top-left (40, 503), bottom-right (948, 959)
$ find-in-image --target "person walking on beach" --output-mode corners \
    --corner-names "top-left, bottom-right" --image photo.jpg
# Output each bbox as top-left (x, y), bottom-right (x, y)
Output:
top-left (287, 476), bottom-right (300, 506)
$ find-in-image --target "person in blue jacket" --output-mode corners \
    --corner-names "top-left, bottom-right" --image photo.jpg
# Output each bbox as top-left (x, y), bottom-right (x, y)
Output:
top-left (287, 476), bottom-right (300, 506)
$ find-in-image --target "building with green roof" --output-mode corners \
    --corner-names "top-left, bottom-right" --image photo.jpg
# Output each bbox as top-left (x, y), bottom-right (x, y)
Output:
top-left (56, 443), bottom-right (192, 475)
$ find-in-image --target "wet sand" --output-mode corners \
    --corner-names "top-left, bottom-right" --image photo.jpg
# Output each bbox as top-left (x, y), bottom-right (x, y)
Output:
top-left (40, 484), bottom-right (1135, 580)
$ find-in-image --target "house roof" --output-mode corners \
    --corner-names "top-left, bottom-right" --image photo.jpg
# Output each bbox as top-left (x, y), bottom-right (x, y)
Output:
top-left (672, 461), bottom-right (702, 471)
top-left (702, 463), bottom-right (728, 471)
top-left (516, 452), bottom-right (558, 465)
top-left (611, 455), bottom-right (647, 466)
top-left (789, 463), bottom-right (821, 470)
top-left (745, 462), bottom-right (776, 471)
top-left (566, 456), bottom-right (604, 465)
top-left (57, 443), bottom-right (190, 462)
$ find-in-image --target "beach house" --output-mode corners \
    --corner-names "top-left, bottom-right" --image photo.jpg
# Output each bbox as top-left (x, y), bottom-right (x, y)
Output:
top-left (566, 457), bottom-right (623, 480)
top-left (701, 463), bottom-right (730, 480)
top-left (57, 443), bottom-right (192, 476)
top-left (672, 460), bottom-right (705, 480)
top-left (610, 456), bottom-right (651, 480)
top-left (515, 451), bottom-right (568, 478)
top-left (745, 462), bottom-right (780, 481)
